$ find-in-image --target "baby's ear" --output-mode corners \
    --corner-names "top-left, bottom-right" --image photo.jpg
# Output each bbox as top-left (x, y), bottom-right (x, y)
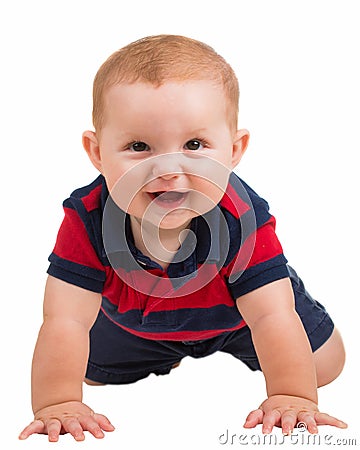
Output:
top-left (231, 129), bottom-right (250, 168)
top-left (82, 131), bottom-right (102, 172)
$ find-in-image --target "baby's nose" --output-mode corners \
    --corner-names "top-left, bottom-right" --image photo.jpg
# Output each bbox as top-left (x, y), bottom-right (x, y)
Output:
top-left (151, 153), bottom-right (184, 179)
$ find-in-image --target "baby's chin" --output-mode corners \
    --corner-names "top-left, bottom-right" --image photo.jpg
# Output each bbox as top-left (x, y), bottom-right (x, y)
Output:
top-left (129, 210), bottom-right (195, 231)
top-left (151, 211), bottom-right (197, 231)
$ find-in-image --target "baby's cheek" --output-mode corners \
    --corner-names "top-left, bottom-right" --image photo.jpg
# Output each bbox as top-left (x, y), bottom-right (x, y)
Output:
top-left (107, 169), bottom-right (149, 212)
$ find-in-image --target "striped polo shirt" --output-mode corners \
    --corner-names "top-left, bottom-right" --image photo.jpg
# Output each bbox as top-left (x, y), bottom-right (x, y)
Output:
top-left (47, 173), bottom-right (289, 341)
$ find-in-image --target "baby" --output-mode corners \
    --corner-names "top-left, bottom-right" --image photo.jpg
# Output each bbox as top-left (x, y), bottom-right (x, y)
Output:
top-left (19, 35), bottom-right (347, 442)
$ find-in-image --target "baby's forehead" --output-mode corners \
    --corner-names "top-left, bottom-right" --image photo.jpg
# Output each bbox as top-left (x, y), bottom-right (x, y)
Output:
top-left (103, 80), bottom-right (228, 118)
top-left (103, 79), bottom-right (227, 109)
top-left (99, 79), bottom-right (236, 133)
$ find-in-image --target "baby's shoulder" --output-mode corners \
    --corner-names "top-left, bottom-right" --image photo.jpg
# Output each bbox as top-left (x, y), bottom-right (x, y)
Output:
top-left (64, 175), bottom-right (107, 214)
top-left (223, 173), bottom-right (271, 226)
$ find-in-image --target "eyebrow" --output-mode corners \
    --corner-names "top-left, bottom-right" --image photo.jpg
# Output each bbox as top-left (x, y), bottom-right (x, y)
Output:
top-left (189, 128), bottom-right (209, 134)
top-left (113, 127), bottom-right (211, 140)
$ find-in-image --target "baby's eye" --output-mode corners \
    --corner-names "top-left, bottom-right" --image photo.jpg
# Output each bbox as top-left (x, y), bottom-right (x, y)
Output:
top-left (129, 141), bottom-right (150, 152)
top-left (184, 140), bottom-right (204, 151)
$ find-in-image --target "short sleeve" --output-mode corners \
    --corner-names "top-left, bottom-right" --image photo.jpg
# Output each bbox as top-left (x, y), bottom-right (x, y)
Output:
top-left (47, 197), bottom-right (106, 293)
top-left (222, 176), bottom-right (290, 299)
top-left (226, 214), bottom-right (289, 299)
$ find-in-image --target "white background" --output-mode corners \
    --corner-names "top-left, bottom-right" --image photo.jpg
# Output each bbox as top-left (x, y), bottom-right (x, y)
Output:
top-left (1, 1), bottom-right (359, 449)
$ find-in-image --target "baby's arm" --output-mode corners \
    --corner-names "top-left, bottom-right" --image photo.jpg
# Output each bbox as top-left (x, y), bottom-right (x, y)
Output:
top-left (19, 276), bottom-right (115, 442)
top-left (236, 278), bottom-right (346, 435)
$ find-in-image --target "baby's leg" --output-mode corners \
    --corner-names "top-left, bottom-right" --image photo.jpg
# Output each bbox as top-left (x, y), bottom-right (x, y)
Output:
top-left (84, 378), bottom-right (105, 386)
top-left (85, 309), bottom-right (187, 385)
top-left (313, 327), bottom-right (345, 387)
top-left (286, 266), bottom-right (346, 387)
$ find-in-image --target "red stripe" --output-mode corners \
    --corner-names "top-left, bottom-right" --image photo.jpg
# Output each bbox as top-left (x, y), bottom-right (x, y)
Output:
top-left (81, 184), bottom-right (103, 212)
top-left (53, 207), bottom-right (104, 271)
top-left (104, 218), bottom-right (283, 314)
top-left (103, 269), bottom-right (237, 314)
top-left (225, 215), bottom-right (283, 278)
top-left (246, 216), bottom-right (283, 268)
top-left (220, 183), bottom-right (250, 219)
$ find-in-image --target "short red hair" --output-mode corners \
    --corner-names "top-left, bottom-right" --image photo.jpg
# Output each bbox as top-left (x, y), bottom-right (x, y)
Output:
top-left (92, 35), bottom-right (239, 133)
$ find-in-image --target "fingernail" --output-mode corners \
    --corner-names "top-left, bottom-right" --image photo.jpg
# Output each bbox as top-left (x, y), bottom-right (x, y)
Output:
top-left (75, 432), bottom-right (85, 441)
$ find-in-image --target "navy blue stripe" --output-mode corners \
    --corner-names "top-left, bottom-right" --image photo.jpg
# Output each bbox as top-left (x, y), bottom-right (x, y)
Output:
top-left (101, 296), bottom-right (243, 333)
top-left (47, 264), bottom-right (104, 293)
top-left (228, 256), bottom-right (289, 298)
top-left (48, 252), bottom-right (106, 282)
top-left (67, 175), bottom-right (104, 201)
top-left (228, 174), bottom-right (271, 227)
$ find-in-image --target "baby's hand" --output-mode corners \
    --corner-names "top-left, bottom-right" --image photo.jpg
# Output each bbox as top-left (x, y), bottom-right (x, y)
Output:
top-left (19, 401), bottom-right (115, 442)
top-left (244, 395), bottom-right (347, 435)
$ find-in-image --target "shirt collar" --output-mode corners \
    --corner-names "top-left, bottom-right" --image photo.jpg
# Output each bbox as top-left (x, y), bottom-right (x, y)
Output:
top-left (101, 186), bottom-right (226, 267)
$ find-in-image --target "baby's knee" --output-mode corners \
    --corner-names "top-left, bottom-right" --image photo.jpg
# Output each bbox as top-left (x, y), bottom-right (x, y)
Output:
top-left (314, 327), bottom-right (345, 387)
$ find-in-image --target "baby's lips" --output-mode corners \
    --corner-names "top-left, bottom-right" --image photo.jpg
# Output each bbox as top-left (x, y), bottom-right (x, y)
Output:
top-left (150, 191), bottom-right (187, 201)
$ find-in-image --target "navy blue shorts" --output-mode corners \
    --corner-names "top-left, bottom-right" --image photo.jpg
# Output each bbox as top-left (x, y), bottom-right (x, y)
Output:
top-left (86, 267), bottom-right (334, 384)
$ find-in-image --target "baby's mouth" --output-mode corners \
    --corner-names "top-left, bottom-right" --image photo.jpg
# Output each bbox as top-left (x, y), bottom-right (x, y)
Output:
top-left (148, 191), bottom-right (188, 206)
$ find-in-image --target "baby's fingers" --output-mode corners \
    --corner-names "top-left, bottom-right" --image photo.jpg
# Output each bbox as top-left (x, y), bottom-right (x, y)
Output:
top-left (296, 412), bottom-right (318, 434)
top-left (46, 419), bottom-right (62, 442)
top-left (19, 418), bottom-right (62, 441)
top-left (262, 409), bottom-right (281, 434)
top-left (78, 413), bottom-right (115, 439)
top-left (19, 420), bottom-right (46, 440)
top-left (79, 416), bottom-right (105, 439)
top-left (281, 410), bottom-right (298, 435)
top-left (243, 409), bottom-right (264, 429)
top-left (62, 418), bottom-right (85, 441)
top-left (314, 412), bottom-right (347, 429)
top-left (93, 413), bottom-right (116, 432)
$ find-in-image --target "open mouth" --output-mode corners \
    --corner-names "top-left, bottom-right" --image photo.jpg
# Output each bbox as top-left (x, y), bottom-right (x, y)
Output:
top-left (148, 191), bottom-right (188, 206)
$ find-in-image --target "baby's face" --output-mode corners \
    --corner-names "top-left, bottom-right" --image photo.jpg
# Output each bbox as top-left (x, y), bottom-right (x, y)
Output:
top-left (92, 80), bottom-right (247, 230)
